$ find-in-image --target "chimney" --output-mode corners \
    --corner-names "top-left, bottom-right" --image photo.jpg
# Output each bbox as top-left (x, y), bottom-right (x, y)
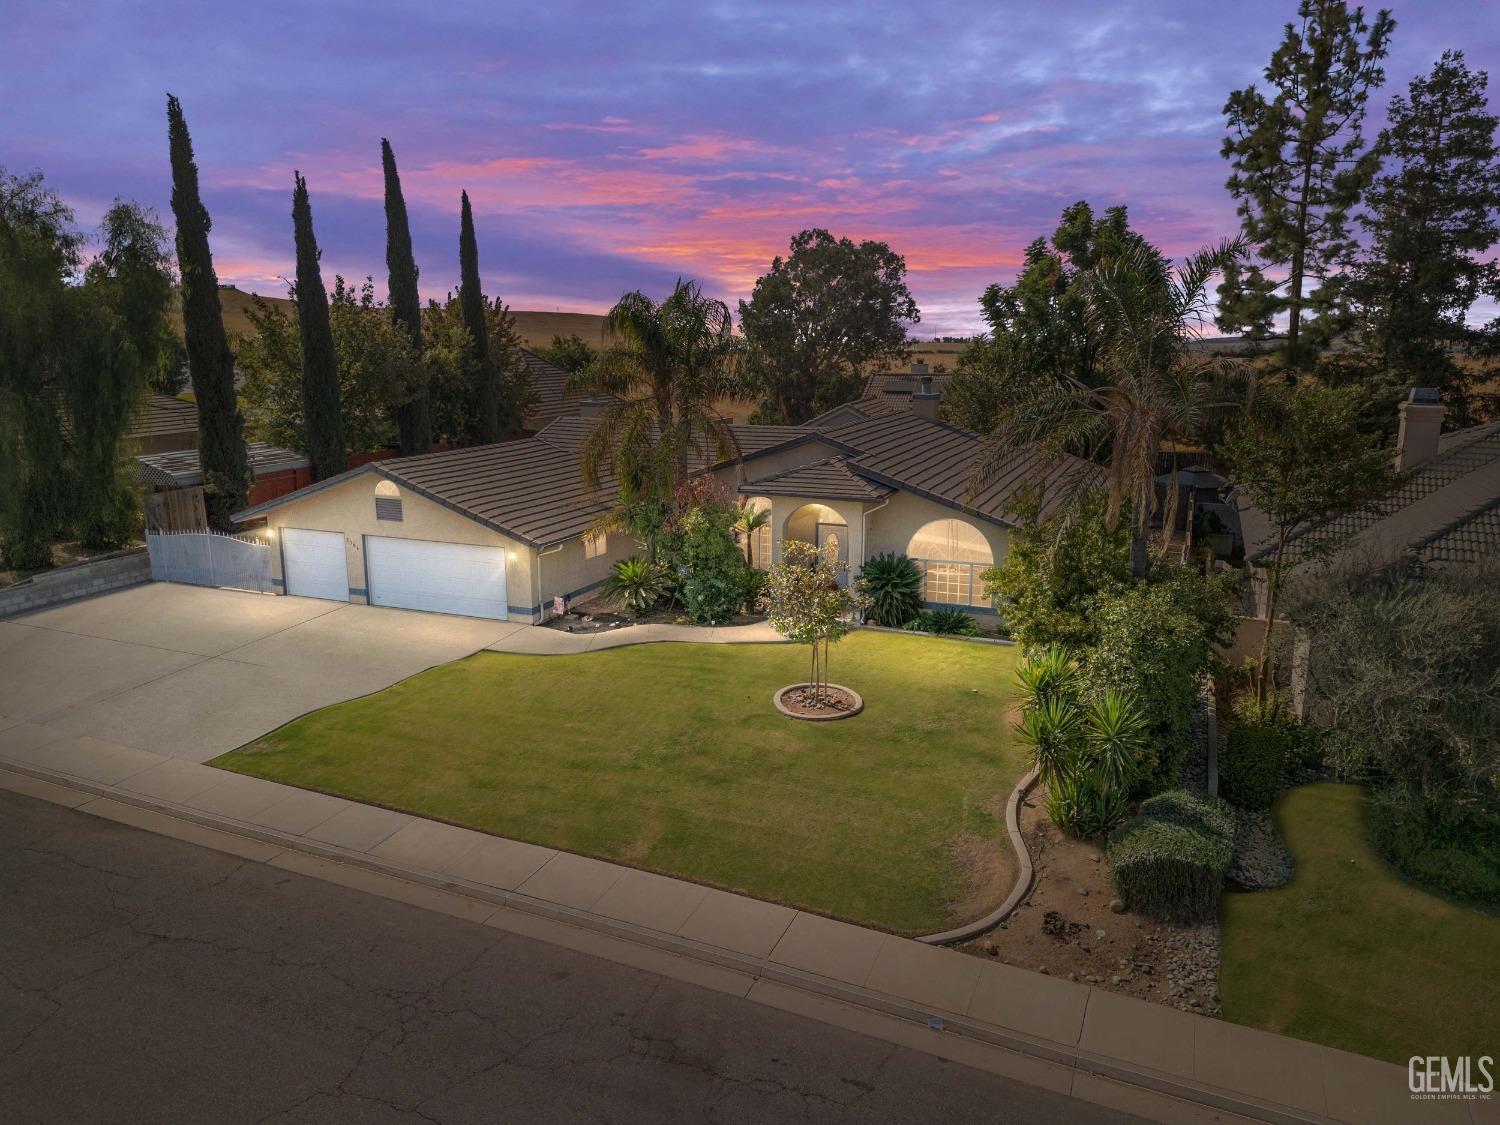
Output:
top-left (1396, 387), bottom-right (1445, 470)
top-left (579, 395), bottom-right (611, 421)
top-left (910, 360), bottom-right (929, 376)
top-left (912, 375), bottom-right (941, 422)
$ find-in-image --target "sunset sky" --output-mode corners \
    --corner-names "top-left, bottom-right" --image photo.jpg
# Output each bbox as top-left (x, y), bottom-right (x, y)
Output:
top-left (7, 1), bottom-right (1496, 336)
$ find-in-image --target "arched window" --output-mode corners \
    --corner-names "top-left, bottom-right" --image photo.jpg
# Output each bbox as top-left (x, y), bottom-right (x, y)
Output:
top-left (740, 497), bottom-right (773, 570)
top-left (374, 479), bottom-right (403, 521)
top-left (906, 519), bottom-right (993, 606)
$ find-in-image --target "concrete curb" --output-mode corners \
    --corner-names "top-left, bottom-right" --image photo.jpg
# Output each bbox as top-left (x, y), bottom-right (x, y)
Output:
top-left (0, 759), bottom-right (1374, 1125)
top-left (856, 622), bottom-right (1016, 646)
top-left (918, 766), bottom-right (1039, 946)
top-left (772, 682), bottom-right (864, 721)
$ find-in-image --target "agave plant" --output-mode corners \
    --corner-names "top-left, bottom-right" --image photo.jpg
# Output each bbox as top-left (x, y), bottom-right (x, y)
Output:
top-left (601, 555), bottom-right (667, 618)
top-left (859, 553), bottom-right (923, 626)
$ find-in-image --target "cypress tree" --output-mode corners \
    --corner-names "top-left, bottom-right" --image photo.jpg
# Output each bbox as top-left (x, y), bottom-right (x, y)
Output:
top-left (166, 93), bottom-right (250, 528)
top-left (459, 190), bottom-right (501, 443)
top-left (381, 139), bottom-right (431, 454)
top-left (291, 172), bottom-right (346, 480)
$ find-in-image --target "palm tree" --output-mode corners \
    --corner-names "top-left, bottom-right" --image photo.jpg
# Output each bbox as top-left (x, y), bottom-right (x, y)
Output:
top-left (570, 280), bottom-right (742, 523)
top-left (732, 503), bottom-right (769, 568)
top-left (975, 239), bottom-right (1248, 577)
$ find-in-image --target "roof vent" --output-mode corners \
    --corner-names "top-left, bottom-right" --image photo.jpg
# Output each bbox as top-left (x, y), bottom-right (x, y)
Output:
top-left (910, 360), bottom-right (929, 376)
top-left (579, 395), bottom-right (612, 421)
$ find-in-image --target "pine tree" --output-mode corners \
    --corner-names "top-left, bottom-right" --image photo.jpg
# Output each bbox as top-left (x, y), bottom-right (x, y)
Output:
top-left (459, 190), bottom-right (501, 443)
top-left (1348, 51), bottom-right (1500, 425)
top-left (1220, 1), bottom-right (1395, 370)
top-left (381, 139), bottom-right (431, 454)
top-left (167, 94), bottom-right (250, 527)
top-left (291, 172), bottom-right (346, 479)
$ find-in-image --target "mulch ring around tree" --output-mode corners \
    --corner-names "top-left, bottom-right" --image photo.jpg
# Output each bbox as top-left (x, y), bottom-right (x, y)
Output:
top-left (773, 684), bottom-right (864, 721)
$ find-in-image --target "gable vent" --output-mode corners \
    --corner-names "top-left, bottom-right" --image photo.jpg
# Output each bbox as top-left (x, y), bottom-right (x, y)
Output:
top-left (375, 496), bottom-right (403, 521)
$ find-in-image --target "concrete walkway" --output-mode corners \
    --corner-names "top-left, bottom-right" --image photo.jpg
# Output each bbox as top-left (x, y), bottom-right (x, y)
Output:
top-left (0, 745), bottom-right (1453, 1125)
top-left (487, 618), bottom-right (787, 654)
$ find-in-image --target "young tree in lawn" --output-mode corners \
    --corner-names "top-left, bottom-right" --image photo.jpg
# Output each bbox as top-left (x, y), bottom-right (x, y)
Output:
top-left (763, 540), bottom-right (863, 707)
top-left (458, 190), bottom-right (506, 443)
top-left (290, 173), bottom-right (346, 480)
top-left (1219, 1), bottom-right (1395, 371)
top-left (381, 139), bottom-right (431, 454)
top-left (167, 93), bottom-right (250, 527)
top-left (738, 229), bottom-right (918, 423)
top-left (1222, 380), bottom-right (1395, 701)
top-left (1342, 51), bottom-right (1500, 428)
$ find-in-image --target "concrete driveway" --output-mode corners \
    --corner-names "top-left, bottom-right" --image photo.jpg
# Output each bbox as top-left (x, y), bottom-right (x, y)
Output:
top-left (0, 583), bottom-right (526, 764)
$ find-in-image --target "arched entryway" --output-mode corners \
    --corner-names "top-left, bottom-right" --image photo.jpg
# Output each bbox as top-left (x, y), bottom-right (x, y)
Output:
top-left (783, 503), bottom-right (849, 567)
top-left (906, 518), bottom-right (993, 606)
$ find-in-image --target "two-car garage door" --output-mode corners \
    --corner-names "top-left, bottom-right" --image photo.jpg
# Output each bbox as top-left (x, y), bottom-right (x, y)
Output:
top-left (365, 536), bottom-right (509, 620)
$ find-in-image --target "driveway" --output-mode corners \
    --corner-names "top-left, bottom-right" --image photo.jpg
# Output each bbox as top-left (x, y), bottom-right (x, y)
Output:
top-left (0, 583), bottom-right (526, 765)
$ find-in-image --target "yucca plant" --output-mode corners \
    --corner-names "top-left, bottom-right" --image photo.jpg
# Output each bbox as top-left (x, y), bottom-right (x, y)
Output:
top-left (902, 608), bottom-right (983, 636)
top-left (602, 555), bottom-right (667, 618)
top-left (1017, 696), bottom-right (1083, 787)
top-left (1015, 646), bottom-right (1080, 712)
top-left (1082, 689), bottom-right (1148, 797)
top-left (859, 553), bottom-right (923, 626)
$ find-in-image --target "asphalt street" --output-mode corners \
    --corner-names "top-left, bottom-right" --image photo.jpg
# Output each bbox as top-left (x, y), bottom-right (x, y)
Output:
top-left (0, 790), bottom-right (1142, 1124)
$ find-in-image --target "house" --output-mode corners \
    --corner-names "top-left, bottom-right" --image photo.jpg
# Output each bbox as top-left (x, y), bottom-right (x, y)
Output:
top-left (128, 393), bottom-right (200, 455)
top-left (808, 363), bottom-right (954, 428)
top-left (1236, 387), bottom-right (1500, 615)
top-left (515, 348), bottom-right (585, 430)
top-left (230, 381), bottom-right (1095, 624)
top-left (138, 443), bottom-right (312, 505)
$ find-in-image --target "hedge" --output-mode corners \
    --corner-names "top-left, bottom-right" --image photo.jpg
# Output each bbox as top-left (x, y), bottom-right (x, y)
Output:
top-left (1108, 789), bottom-right (1234, 923)
top-left (1220, 723), bottom-right (1287, 810)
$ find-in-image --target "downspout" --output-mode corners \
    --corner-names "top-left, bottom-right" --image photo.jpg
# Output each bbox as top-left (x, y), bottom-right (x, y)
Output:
top-left (536, 543), bottom-right (565, 622)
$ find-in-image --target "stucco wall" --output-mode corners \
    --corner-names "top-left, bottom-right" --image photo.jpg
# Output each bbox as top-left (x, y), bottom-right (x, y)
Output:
top-left (532, 527), bottom-right (636, 618)
top-left (259, 472), bottom-right (537, 622)
top-left (865, 491), bottom-right (1009, 616)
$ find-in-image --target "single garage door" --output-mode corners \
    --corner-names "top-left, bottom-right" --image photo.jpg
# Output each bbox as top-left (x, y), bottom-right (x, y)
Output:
top-left (281, 528), bottom-right (349, 601)
top-left (365, 536), bottom-right (509, 620)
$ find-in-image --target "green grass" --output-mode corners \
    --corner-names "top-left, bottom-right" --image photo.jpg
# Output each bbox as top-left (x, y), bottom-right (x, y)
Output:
top-left (213, 632), bottom-right (1024, 934)
top-left (1220, 783), bottom-right (1500, 1064)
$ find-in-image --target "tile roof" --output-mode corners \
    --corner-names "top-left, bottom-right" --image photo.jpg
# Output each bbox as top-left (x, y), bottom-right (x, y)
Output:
top-left (1250, 422), bottom-right (1500, 571)
top-left (138, 442), bottom-right (307, 488)
top-left (515, 348), bottom-right (582, 423)
top-left (738, 457), bottom-right (894, 502)
top-left (237, 407), bottom-right (1097, 546)
top-left (128, 393), bottom-right (199, 440)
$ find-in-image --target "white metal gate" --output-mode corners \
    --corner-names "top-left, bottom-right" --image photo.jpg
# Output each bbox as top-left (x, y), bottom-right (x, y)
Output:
top-left (146, 530), bottom-right (274, 593)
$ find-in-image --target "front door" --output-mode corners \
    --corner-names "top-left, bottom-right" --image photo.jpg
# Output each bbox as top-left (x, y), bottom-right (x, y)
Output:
top-left (815, 523), bottom-right (847, 584)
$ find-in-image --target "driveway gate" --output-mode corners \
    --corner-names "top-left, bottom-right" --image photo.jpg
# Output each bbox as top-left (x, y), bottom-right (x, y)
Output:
top-left (146, 530), bottom-right (275, 594)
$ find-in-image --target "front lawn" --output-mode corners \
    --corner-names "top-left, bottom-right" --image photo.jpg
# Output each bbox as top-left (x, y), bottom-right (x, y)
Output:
top-left (213, 632), bottom-right (1024, 934)
top-left (1220, 783), bottom-right (1500, 1065)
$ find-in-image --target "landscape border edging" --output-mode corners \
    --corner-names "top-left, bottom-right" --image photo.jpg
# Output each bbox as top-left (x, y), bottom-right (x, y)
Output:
top-left (917, 766), bottom-right (1039, 945)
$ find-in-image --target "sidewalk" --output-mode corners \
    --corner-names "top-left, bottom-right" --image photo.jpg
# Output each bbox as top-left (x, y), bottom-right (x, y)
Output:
top-left (0, 734), bottom-right (1472, 1125)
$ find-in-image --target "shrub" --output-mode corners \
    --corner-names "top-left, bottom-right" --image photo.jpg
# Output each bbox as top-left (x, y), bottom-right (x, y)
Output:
top-left (740, 568), bottom-right (767, 615)
top-left (1221, 723), bottom-right (1288, 810)
top-left (1108, 789), bottom-right (1234, 923)
top-left (671, 499), bottom-right (749, 624)
top-left (601, 555), bottom-right (667, 618)
top-left (902, 608), bottom-right (982, 636)
top-left (1046, 771), bottom-right (1127, 838)
top-left (1366, 787), bottom-right (1500, 906)
top-left (1015, 647), bottom-right (1080, 712)
top-left (859, 553), bottom-right (923, 626)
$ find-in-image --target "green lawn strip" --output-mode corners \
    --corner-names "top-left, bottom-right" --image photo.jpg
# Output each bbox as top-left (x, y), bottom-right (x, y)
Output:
top-left (214, 632), bottom-right (1023, 934)
top-left (1220, 782), bottom-right (1500, 1065)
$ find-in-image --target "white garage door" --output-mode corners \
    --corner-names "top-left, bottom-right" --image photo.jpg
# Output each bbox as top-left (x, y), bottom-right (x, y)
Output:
top-left (281, 528), bottom-right (349, 602)
top-left (365, 536), bottom-right (509, 620)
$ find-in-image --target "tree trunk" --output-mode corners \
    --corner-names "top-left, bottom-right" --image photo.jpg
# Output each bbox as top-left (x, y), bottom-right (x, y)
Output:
top-left (1255, 531), bottom-right (1290, 704)
top-left (1129, 531), bottom-right (1150, 579)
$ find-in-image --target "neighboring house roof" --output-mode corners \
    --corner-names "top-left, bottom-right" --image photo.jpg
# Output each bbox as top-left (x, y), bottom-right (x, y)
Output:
top-left (739, 457), bottom-right (894, 502)
top-left (137, 442), bottom-right (307, 488)
top-left (807, 372), bottom-right (955, 428)
top-left (236, 406), bottom-right (1098, 547)
top-left (1247, 421), bottom-right (1500, 571)
top-left (516, 349), bottom-right (582, 423)
top-left (807, 402), bottom-right (874, 429)
top-left (129, 393), bottom-right (199, 442)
